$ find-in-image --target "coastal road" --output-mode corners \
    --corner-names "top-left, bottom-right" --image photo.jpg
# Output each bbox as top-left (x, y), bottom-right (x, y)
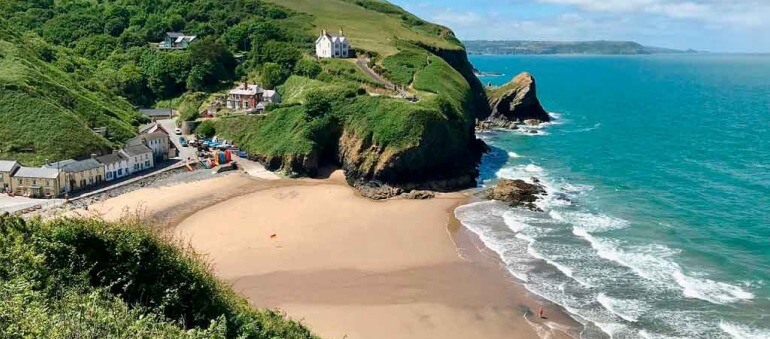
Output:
top-left (158, 119), bottom-right (196, 161)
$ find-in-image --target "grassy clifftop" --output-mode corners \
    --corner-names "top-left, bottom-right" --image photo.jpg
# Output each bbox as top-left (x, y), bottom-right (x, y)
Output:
top-left (217, 0), bottom-right (488, 190)
top-left (0, 19), bottom-right (142, 165)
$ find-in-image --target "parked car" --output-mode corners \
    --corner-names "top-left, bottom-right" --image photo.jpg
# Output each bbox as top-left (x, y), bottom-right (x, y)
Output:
top-left (174, 127), bottom-right (182, 135)
top-left (179, 137), bottom-right (188, 147)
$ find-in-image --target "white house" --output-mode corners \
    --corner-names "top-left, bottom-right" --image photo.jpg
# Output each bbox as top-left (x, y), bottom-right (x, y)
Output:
top-left (96, 152), bottom-right (130, 182)
top-left (120, 144), bottom-right (154, 174)
top-left (127, 132), bottom-right (175, 162)
top-left (315, 29), bottom-right (349, 59)
top-left (159, 32), bottom-right (197, 50)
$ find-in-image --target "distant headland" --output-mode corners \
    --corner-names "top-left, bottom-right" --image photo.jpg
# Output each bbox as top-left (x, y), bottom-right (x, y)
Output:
top-left (463, 40), bottom-right (701, 55)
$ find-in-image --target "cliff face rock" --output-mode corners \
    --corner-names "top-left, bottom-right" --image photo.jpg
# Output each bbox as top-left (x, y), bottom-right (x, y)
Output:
top-left (338, 128), bottom-right (485, 199)
top-left (486, 178), bottom-right (546, 211)
top-left (486, 72), bottom-right (550, 126)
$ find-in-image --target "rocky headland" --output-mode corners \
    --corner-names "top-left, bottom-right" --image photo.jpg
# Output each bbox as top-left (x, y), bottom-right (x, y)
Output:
top-left (480, 72), bottom-right (551, 130)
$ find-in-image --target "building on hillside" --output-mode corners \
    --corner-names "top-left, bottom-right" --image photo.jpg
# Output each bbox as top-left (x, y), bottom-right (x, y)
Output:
top-left (120, 144), bottom-right (154, 174)
top-left (0, 160), bottom-right (20, 192)
top-left (263, 90), bottom-right (281, 104)
top-left (11, 167), bottom-right (65, 198)
top-left (159, 32), bottom-right (197, 50)
top-left (315, 29), bottom-right (349, 59)
top-left (96, 152), bottom-right (130, 182)
top-left (138, 122), bottom-right (171, 135)
top-left (127, 132), bottom-right (175, 162)
top-left (53, 158), bottom-right (105, 192)
top-left (139, 108), bottom-right (174, 120)
top-left (227, 83), bottom-right (264, 113)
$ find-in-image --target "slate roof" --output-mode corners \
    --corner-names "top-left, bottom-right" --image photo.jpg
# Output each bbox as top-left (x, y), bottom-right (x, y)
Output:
top-left (95, 153), bottom-right (127, 165)
top-left (0, 160), bottom-right (19, 172)
top-left (61, 159), bottom-right (102, 173)
top-left (43, 159), bottom-right (77, 169)
top-left (123, 144), bottom-right (153, 156)
top-left (14, 167), bottom-right (60, 179)
top-left (229, 84), bottom-right (264, 96)
top-left (139, 108), bottom-right (173, 117)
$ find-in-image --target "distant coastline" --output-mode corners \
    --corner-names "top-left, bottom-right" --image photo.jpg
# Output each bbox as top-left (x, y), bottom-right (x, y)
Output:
top-left (464, 40), bottom-right (700, 55)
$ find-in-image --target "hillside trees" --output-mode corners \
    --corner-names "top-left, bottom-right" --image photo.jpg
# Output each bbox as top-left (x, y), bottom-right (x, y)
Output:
top-left (0, 0), bottom-right (313, 106)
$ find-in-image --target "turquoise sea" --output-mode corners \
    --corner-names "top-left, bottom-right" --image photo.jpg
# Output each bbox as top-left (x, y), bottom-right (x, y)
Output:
top-left (457, 55), bottom-right (770, 338)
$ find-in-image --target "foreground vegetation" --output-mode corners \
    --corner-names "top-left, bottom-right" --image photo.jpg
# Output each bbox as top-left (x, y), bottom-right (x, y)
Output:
top-left (0, 215), bottom-right (315, 338)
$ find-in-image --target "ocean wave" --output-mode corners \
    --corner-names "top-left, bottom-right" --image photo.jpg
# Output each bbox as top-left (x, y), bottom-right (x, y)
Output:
top-left (508, 151), bottom-right (522, 158)
top-left (573, 226), bottom-right (754, 305)
top-left (719, 321), bottom-right (770, 339)
top-left (573, 227), bottom-right (680, 284)
top-left (566, 122), bottom-right (602, 133)
top-left (596, 293), bottom-right (648, 322)
top-left (552, 211), bottom-right (629, 233)
top-left (672, 270), bottom-right (754, 304)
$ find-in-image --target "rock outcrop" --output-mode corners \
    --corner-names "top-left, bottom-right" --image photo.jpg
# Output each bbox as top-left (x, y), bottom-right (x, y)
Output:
top-left (484, 72), bottom-right (551, 128)
top-left (485, 178), bottom-right (546, 211)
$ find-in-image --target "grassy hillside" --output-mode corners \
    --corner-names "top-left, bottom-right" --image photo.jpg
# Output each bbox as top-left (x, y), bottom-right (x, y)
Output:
top-left (0, 20), bottom-right (142, 165)
top-left (215, 0), bottom-right (487, 188)
top-left (264, 0), bottom-right (461, 56)
top-left (0, 215), bottom-right (315, 338)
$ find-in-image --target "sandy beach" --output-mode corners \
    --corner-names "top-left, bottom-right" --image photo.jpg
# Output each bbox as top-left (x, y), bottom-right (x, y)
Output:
top-left (68, 169), bottom-right (577, 338)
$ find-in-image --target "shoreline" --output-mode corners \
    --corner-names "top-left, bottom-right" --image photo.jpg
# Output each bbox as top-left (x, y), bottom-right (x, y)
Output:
top-left (63, 169), bottom-right (580, 338)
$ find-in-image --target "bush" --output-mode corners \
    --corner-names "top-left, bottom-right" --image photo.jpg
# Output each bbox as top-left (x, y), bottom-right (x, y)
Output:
top-left (0, 215), bottom-right (317, 338)
top-left (196, 120), bottom-right (216, 138)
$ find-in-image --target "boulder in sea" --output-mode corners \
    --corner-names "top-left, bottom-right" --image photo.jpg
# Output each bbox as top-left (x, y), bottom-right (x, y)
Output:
top-left (485, 72), bottom-right (551, 128)
top-left (485, 178), bottom-right (546, 211)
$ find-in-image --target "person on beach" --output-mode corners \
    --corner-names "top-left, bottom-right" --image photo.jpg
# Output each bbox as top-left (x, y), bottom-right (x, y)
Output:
top-left (538, 307), bottom-right (545, 319)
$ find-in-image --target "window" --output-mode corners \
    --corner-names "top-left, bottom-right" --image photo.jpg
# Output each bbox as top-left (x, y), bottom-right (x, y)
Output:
top-left (118, 169), bottom-right (123, 176)
top-left (145, 161), bottom-right (150, 167)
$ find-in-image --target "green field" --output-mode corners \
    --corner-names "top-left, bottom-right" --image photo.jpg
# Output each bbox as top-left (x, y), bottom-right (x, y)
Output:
top-left (264, 0), bottom-right (461, 56)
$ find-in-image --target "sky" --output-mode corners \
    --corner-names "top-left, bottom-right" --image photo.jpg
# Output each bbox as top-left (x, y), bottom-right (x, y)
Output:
top-left (389, 0), bottom-right (770, 53)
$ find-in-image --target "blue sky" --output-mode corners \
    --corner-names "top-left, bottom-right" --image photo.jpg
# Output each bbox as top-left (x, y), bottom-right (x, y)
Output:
top-left (389, 0), bottom-right (770, 53)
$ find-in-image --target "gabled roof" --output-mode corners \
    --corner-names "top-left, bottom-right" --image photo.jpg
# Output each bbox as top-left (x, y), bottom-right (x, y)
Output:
top-left (264, 90), bottom-right (279, 97)
top-left (14, 167), bottom-right (60, 179)
top-left (229, 83), bottom-right (264, 96)
top-left (0, 160), bottom-right (19, 172)
top-left (61, 159), bottom-right (102, 173)
top-left (43, 159), bottom-right (76, 169)
top-left (139, 123), bottom-right (171, 135)
top-left (96, 153), bottom-right (127, 165)
top-left (122, 144), bottom-right (153, 156)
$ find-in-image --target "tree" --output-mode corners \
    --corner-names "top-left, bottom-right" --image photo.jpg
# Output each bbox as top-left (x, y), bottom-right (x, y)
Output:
top-left (295, 58), bottom-right (322, 78)
top-left (196, 120), bottom-right (216, 138)
top-left (304, 89), bottom-right (333, 119)
top-left (261, 62), bottom-right (285, 89)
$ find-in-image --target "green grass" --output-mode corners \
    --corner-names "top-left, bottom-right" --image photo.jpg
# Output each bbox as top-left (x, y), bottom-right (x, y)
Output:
top-left (264, 0), bottom-right (460, 56)
top-left (380, 48), bottom-right (428, 86)
top-left (0, 215), bottom-right (316, 338)
top-left (216, 106), bottom-right (317, 157)
top-left (0, 19), bottom-right (142, 165)
top-left (318, 59), bottom-right (384, 87)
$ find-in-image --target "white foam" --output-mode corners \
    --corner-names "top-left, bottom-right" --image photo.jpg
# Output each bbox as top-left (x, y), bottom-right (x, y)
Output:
top-left (596, 293), bottom-right (648, 323)
top-left (508, 151), bottom-right (522, 158)
top-left (719, 321), bottom-right (770, 339)
top-left (573, 227), bottom-right (680, 284)
top-left (528, 245), bottom-right (575, 280)
top-left (673, 270), bottom-right (754, 304)
top-left (553, 211), bottom-right (629, 233)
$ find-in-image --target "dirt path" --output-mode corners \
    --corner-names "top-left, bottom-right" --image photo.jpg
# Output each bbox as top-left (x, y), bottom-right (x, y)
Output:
top-left (355, 58), bottom-right (395, 89)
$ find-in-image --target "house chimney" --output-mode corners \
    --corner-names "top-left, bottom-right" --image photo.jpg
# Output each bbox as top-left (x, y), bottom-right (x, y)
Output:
top-left (322, 29), bottom-right (327, 36)
top-left (112, 149), bottom-right (119, 155)
top-left (339, 28), bottom-right (344, 36)
top-left (243, 82), bottom-right (248, 90)
top-left (91, 153), bottom-right (97, 159)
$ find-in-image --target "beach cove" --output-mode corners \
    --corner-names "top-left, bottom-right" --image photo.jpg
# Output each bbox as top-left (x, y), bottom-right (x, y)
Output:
top-left (65, 169), bottom-right (577, 339)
